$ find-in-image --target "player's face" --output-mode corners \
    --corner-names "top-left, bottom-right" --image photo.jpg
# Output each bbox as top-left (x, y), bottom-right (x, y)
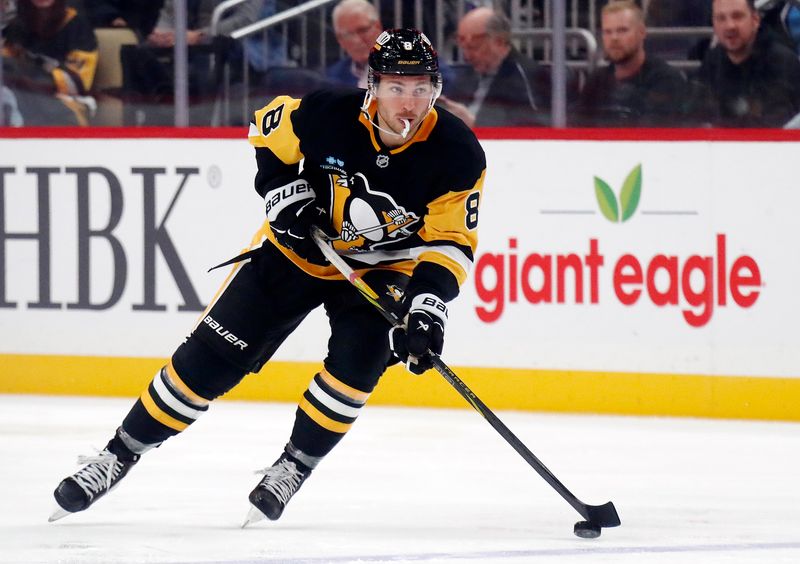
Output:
top-left (335, 11), bottom-right (382, 65)
top-left (713, 0), bottom-right (760, 58)
top-left (30, 0), bottom-right (56, 7)
top-left (601, 9), bottom-right (645, 65)
top-left (375, 75), bottom-right (435, 135)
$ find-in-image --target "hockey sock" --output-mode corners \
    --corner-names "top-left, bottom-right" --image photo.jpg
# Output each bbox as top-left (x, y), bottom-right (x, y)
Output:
top-left (120, 361), bottom-right (211, 448)
top-left (288, 369), bottom-right (370, 462)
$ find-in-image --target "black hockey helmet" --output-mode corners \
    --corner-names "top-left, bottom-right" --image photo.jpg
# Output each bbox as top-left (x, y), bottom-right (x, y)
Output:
top-left (362, 28), bottom-right (443, 125)
top-left (368, 28), bottom-right (440, 77)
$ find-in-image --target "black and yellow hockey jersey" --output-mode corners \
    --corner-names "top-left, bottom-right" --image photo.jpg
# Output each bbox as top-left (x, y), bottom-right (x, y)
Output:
top-left (247, 88), bottom-right (486, 301)
top-left (2, 7), bottom-right (98, 96)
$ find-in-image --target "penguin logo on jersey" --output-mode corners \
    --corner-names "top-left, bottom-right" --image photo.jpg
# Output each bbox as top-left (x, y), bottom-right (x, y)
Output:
top-left (329, 172), bottom-right (419, 251)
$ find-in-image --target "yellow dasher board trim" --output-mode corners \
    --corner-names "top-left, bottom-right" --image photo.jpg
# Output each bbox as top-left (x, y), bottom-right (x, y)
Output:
top-left (1, 354), bottom-right (799, 422)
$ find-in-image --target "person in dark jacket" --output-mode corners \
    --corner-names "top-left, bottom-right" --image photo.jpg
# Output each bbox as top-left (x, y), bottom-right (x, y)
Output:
top-left (441, 6), bottom-right (550, 128)
top-left (573, 0), bottom-right (688, 127)
top-left (690, 0), bottom-right (800, 127)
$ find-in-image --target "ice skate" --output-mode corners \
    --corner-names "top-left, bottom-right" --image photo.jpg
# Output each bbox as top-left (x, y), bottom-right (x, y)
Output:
top-left (49, 438), bottom-right (140, 522)
top-left (242, 453), bottom-right (311, 527)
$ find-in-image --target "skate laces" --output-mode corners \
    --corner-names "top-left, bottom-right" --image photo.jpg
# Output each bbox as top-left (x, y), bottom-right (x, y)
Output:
top-left (72, 449), bottom-right (122, 496)
top-left (255, 459), bottom-right (305, 504)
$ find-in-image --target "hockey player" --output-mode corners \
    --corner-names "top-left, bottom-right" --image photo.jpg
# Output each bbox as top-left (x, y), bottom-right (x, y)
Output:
top-left (50, 28), bottom-right (486, 525)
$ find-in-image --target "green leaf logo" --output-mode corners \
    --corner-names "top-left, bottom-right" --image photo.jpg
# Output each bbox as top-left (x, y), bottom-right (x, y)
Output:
top-left (620, 164), bottom-right (642, 221)
top-left (594, 164), bottom-right (642, 223)
top-left (594, 176), bottom-right (619, 222)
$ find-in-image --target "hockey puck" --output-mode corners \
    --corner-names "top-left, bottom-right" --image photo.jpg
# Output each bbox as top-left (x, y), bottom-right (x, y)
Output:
top-left (573, 521), bottom-right (602, 539)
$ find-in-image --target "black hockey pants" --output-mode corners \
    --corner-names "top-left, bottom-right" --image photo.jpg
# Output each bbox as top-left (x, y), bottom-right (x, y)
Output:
top-left (121, 242), bottom-right (406, 455)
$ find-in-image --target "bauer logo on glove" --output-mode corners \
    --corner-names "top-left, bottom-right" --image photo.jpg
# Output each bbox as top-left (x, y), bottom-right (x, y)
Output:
top-left (264, 176), bottom-right (331, 264)
top-left (264, 179), bottom-right (314, 221)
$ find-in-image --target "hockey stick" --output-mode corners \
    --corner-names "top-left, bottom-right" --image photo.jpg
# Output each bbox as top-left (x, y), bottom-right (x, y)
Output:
top-left (328, 218), bottom-right (405, 242)
top-left (311, 226), bottom-right (621, 532)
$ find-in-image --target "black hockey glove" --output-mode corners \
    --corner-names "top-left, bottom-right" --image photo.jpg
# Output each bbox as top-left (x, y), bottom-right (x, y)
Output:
top-left (388, 292), bottom-right (448, 375)
top-left (265, 176), bottom-right (329, 264)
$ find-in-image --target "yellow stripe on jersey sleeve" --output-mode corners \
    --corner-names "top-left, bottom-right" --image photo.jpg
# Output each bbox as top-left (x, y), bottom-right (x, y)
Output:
top-left (249, 96), bottom-right (304, 164)
top-left (416, 169), bottom-right (486, 284)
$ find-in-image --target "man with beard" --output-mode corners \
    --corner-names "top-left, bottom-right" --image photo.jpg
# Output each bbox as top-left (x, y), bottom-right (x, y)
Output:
top-left (691, 0), bottom-right (800, 127)
top-left (573, 0), bottom-right (687, 127)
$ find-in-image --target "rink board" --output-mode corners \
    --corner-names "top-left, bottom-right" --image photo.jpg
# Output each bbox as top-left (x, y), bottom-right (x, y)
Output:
top-left (1, 128), bottom-right (798, 420)
top-left (2, 353), bottom-right (798, 421)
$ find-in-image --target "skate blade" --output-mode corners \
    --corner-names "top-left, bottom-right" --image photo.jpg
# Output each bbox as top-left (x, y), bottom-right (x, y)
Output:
top-left (48, 506), bottom-right (72, 523)
top-left (241, 504), bottom-right (267, 528)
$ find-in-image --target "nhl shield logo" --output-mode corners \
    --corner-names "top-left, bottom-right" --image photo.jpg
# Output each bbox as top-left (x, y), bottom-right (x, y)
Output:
top-left (376, 154), bottom-right (390, 168)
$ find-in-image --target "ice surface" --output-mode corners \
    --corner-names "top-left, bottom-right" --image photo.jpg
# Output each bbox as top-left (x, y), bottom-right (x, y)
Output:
top-left (1, 394), bottom-right (798, 563)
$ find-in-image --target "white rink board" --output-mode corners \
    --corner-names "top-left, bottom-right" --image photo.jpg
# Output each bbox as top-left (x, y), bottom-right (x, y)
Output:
top-left (1, 137), bottom-right (797, 378)
top-left (458, 140), bottom-right (798, 378)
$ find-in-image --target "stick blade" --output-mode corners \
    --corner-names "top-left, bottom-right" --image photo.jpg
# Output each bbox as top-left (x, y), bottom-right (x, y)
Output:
top-left (585, 501), bottom-right (621, 528)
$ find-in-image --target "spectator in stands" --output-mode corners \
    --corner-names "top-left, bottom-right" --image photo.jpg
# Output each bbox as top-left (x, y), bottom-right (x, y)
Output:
top-left (1, 0), bottom-right (98, 125)
top-left (326, 0), bottom-right (382, 88)
top-left (84, 0), bottom-right (163, 39)
top-left (326, 0), bottom-right (455, 93)
top-left (439, 6), bottom-right (549, 128)
top-left (690, 0), bottom-right (800, 127)
top-left (572, 0), bottom-right (687, 127)
top-left (119, 0), bottom-right (263, 125)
